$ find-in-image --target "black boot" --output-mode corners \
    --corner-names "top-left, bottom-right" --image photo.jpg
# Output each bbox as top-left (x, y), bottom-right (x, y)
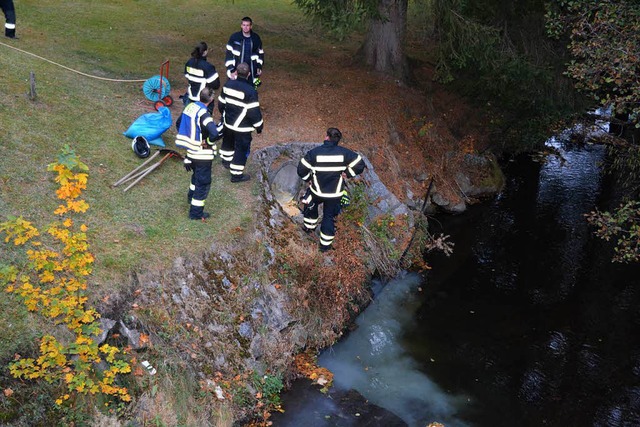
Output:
top-left (230, 174), bottom-right (251, 183)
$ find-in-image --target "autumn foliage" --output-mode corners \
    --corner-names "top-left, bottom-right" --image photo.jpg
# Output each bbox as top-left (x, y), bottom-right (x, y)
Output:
top-left (546, 0), bottom-right (640, 122)
top-left (0, 146), bottom-right (131, 406)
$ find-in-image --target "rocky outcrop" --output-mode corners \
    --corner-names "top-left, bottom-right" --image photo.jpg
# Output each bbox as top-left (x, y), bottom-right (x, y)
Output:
top-left (253, 142), bottom-right (410, 224)
top-left (428, 152), bottom-right (505, 214)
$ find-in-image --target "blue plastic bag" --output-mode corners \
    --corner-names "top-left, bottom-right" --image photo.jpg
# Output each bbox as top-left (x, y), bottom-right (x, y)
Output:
top-left (123, 106), bottom-right (172, 147)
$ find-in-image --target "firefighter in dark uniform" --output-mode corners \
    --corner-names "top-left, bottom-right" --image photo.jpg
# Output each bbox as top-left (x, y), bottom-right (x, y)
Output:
top-left (217, 62), bottom-right (263, 183)
top-left (1, 0), bottom-right (16, 38)
top-left (175, 86), bottom-right (223, 220)
top-left (184, 41), bottom-right (220, 112)
top-left (225, 16), bottom-right (264, 88)
top-left (297, 128), bottom-right (366, 252)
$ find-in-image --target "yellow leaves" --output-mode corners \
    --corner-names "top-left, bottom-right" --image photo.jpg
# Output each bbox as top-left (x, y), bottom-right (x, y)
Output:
top-left (54, 200), bottom-right (90, 216)
top-left (3, 149), bottom-right (131, 405)
top-left (99, 344), bottom-right (120, 363)
top-left (0, 217), bottom-right (40, 246)
top-left (39, 271), bottom-right (55, 284)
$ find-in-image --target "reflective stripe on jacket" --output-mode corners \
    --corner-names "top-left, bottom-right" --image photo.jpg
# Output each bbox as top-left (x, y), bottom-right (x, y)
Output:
top-left (297, 141), bottom-right (365, 198)
top-left (175, 102), bottom-right (219, 161)
top-left (218, 79), bottom-right (263, 133)
top-left (225, 31), bottom-right (264, 79)
top-left (184, 58), bottom-right (220, 102)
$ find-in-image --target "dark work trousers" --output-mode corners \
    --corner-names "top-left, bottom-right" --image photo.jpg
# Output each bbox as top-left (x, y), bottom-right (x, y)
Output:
top-left (229, 131), bottom-right (252, 177)
top-left (188, 159), bottom-right (212, 219)
top-left (1, 0), bottom-right (16, 38)
top-left (219, 127), bottom-right (235, 164)
top-left (304, 194), bottom-right (342, 249)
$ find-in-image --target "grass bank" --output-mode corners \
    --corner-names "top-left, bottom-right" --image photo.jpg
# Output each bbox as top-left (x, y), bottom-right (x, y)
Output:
top-left (0, 0), bottom-right (316, 286)
top-left (0, 1), bottom-right (330, 421)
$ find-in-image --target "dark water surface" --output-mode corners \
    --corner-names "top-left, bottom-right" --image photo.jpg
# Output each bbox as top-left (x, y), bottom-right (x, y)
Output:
top-left (274, 141), bottom-right (640, 426)
top-left (410, 141), bottom-right (640, 426)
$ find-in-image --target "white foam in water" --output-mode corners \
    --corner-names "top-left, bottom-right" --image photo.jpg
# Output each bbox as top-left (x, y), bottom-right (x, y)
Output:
top-left (319, 272), bottom-right (470, 427)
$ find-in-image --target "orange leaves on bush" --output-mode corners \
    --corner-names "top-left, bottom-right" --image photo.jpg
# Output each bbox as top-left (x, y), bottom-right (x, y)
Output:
top-left (1, 147), bottom-right (131, 404)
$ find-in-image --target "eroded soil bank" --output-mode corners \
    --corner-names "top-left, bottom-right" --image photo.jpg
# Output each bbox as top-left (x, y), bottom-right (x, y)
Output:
top-left (93, 140), bottom-right (503, 425)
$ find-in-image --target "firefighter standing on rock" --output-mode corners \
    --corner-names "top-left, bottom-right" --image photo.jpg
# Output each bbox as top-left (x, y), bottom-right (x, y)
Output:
top-left (297, 128), bottom-right (366, 252)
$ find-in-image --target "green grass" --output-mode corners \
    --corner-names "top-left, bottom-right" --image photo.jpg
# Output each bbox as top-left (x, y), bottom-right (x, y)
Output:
top-left (0, 0), bottom-right (313, 363)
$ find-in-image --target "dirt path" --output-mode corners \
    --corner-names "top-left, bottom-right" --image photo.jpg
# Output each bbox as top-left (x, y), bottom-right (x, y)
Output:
top-left (248, 48), bottom-right (489, 202)
top-left (166, 45), bottom-right (489, 204)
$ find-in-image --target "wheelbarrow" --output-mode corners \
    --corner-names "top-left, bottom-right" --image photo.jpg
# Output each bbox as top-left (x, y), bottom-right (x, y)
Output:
top-left (143, 60), bottom-right (174, 111)
top-left (112, 148), bottom-right (183, 192)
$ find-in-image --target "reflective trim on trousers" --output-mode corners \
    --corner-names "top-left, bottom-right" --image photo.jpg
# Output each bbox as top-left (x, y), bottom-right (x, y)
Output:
top-left (320, 231), bottom-right (335, 247)
top-left (230, 163), bottom-right (245, 176)
top-left (219, 150), bottom-right (234, 162)
top-left (304, 216), bottom-right (318, 229)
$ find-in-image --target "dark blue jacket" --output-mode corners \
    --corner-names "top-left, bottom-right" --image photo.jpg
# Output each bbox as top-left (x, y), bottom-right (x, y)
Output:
top-left (225, 31), bottom-right (264, 82)
top-left (218, 78), bottom-right (263, 134)
top-left (298, 141), bottom-right (365, 198)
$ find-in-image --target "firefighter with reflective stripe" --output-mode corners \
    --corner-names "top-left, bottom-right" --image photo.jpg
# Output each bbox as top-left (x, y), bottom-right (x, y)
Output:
top-left (225, 16), bottom-right (264, 87)
top-left (297, 128), bottom-right (366, 252)
top-left (218, 62), bottom-right (263, 183)
top-left (184, 41), bottom-right (220, 109)
top-left (1, 0), bottom-right (16, 38)
top-left (175, 86), bottom-right (223, 220)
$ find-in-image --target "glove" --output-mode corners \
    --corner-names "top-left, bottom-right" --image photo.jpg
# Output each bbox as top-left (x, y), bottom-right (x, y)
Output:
top-left (209, 122), bottom-right (224, 142)
top-left (206, 140), bottom-right (218, 158)
top-left (183, 158), bottom-right (193, 172)
top-left (340, 190), bottom-right (351, 207)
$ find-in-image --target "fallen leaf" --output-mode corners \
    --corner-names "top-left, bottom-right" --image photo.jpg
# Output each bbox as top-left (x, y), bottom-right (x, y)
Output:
top-left (3, 388), bottom-right (13, 397)
top-left (139, 333), bottom-right (149, 345)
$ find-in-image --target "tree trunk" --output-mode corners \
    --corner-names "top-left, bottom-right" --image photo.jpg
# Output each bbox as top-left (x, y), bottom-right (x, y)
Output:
top-left (359, 0), bottom-right (410, 82)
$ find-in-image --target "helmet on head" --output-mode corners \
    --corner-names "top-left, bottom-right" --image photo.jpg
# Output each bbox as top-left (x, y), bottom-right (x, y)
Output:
top-left (132, 136), bottom-right (151, 158)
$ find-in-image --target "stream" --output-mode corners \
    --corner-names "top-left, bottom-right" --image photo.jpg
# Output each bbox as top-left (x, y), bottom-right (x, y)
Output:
top-left (272, 137), bottom-right (640, 426)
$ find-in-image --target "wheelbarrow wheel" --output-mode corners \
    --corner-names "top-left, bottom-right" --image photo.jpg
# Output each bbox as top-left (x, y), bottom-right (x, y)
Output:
top-left (154, 100), bottom-right (166, 111)
top-left (162, 95), bottom-right (174, 107)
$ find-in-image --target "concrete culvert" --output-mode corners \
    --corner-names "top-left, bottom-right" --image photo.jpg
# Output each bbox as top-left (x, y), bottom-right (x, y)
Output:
top-left (270, 161), bottom-right (304, 215)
